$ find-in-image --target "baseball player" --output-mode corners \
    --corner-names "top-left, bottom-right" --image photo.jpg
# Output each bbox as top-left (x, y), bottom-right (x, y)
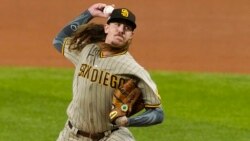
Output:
top-left (52, 3), bottom-right (164, 141)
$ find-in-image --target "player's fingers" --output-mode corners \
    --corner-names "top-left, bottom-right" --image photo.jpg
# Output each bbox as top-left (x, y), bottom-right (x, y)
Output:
top-left (96, 3), bottom-right (107, 10)
top-left (88, 3), bottom-right (105, 14)
top-left (88, 3), bottom-right (109, 18)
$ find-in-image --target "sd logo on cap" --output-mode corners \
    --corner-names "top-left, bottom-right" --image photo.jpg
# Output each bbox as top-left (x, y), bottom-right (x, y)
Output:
top-left (107, 8), bottom-right (136, 30)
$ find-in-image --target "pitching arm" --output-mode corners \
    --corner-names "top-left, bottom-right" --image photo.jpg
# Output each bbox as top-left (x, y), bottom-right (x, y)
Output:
top-left (127, 107), bottom-right (164, 127)
top-left (52, 10), bottom-right (93, 53)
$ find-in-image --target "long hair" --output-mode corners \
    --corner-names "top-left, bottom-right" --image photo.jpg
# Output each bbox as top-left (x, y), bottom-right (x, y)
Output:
top-left (69, 23), bottom-right (106, 51)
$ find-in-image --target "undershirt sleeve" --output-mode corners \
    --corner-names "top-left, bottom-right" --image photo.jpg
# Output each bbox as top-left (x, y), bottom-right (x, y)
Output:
top-left (52, 10), bottom-right (93, 53)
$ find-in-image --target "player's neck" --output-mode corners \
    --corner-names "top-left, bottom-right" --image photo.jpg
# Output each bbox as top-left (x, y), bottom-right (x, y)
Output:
top-left (98, 43), bottom-right (128, 57)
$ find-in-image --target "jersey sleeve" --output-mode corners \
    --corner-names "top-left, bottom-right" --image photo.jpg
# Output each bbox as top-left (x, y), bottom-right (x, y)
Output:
top-left (62, 37), bottom-right (80, 66)
top-left (137, 75), bottom-right (161, 108)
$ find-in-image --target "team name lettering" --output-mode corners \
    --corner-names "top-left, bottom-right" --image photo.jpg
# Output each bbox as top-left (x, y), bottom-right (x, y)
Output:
top-left (78, 64), bottom-right (125, 88)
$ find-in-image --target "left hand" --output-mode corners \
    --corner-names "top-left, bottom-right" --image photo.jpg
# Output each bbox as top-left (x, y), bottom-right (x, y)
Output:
top-left (115, 116), bottom-right (128, 127)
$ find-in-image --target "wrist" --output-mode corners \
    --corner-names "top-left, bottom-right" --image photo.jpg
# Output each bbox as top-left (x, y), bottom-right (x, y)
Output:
top-left (115, 116), bottom-right (128, 127)
top-left (82, 10), bottom-right (94, 21)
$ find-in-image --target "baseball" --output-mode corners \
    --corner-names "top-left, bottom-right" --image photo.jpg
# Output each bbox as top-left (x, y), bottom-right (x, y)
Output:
top-left (103, 5), bottom-right (114, 15)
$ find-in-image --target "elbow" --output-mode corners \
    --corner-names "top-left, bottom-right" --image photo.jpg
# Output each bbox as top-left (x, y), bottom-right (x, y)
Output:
top-left (52, 38), bottom-right (57, 47)
top-left (52, 38), bottom-right (62, 52)
top-left (52, 38), bottom-right (59, 48)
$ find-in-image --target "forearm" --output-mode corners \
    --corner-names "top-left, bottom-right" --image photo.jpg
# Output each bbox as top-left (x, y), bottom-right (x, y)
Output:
top-left (52, 10), bottom-right (93, 52)
top-left (127, 107), bottom-right (164, 127)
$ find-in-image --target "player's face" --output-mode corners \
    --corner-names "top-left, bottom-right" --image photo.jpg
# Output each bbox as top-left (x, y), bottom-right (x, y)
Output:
top-left (104, 22), bottom-right (134, 48)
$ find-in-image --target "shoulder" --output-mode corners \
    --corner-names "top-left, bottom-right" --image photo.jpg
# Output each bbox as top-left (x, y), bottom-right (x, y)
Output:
top-left (114, 52), bottom-right (145, 72)
top-left (118, 52), bottom-right (142, 66)
top-left (113, 52), bottom-right (152, 82)
top-left (64, 39), bottom-right (99, 54)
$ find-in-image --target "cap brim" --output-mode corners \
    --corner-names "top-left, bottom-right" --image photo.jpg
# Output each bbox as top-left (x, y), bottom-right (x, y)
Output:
top-left (107, 18), bottom-right (136, 30)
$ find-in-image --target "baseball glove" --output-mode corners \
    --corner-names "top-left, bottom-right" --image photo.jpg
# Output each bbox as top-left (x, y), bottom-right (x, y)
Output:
top-left (109, 78), bottom-right (144, 124)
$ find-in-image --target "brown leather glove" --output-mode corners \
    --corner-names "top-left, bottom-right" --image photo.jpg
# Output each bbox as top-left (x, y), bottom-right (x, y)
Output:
top-left (109, 79), bottom-right (144, 124)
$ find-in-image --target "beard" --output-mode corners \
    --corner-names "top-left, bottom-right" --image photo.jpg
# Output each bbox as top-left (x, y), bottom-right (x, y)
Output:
top-left (99, 39), bottom-right (132, 54)
top-left (112, 39), bottom-right (132, 50)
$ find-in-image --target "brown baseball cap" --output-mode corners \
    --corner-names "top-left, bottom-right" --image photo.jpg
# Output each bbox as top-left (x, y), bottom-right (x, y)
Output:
top-left (107, 8), bottom-right (136, 30)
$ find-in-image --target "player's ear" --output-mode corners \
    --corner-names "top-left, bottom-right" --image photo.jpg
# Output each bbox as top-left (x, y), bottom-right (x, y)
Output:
top-left (104, 24), bottom-right (109, 34)
top-left (128, 32), bottom-right (134, 40)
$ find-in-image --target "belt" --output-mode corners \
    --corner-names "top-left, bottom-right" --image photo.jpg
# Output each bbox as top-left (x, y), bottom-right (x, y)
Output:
top-left (68, 121), bottom-right (118, 140)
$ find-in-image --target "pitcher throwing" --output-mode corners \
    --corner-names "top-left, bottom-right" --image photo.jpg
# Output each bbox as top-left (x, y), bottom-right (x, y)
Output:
top-left (52, 3), bottom-right (164, 141)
